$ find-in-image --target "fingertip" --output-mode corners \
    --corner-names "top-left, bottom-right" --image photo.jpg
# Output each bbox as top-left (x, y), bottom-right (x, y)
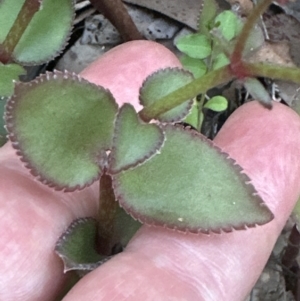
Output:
top-left (80, 40), bottom-right (182, 110)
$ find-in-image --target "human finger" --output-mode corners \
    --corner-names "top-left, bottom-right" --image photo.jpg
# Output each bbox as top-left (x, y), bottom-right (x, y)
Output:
top-left (63, 101), bottom-right (300, 301)
top-left (0, 40), bottom-right (181, 301)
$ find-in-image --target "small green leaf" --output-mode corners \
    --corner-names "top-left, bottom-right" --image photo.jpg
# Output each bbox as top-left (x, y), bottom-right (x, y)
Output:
top-left (214, 11), bottom-right (241, 41)
top-left (180, 55), bottom-right (207, 78)
top-left (243, 77), bottom-right (272, 108)
top-left (55, 218), bottom-right (109, 273)
top-left (198, 0), bottom-right (218, 35)
top-left (175, 33), bottom-right (212, 59)
top-left (112, 125), bottom-right (273, 233)
top-left (6, 70), bottom-right (118, 190)
top-left (0, 0), bottom-right (74, 65)
top-left (184, 98), bottom-right (198, 129)
top-left (0, 63), bottom-right (26, 97)
top-left (109, 104), bottom-right (165, 173)
top-left (140, 68), bottom-right (194, 122)
top-left (243, 25), bottom-right (265, 57)
top-left (204, 96), bottom-right (228, 112)
top-left (199, 111), bottom-right (204, 130)
top-left (212, 53), bottom-right (230, 70)
top-left (114, 205), bottom-right (142, 248)
top-left (55, 214), bottom-right (140, 275)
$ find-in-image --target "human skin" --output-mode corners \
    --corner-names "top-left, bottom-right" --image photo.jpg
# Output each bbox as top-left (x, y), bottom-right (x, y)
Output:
top-left (1, 40), bottom-right (300, 301)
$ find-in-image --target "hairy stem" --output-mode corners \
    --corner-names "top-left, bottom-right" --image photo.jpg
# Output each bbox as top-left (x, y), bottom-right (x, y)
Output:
top-left (0, 0), bottom-right (41, 64)
top-left (231, 0), bottom-right (272, 66)
top-left (139, 65), bottom-right (234, 122)
top-left (97, 173), bottom-right (118, 255)
top-left (89, 0), bottom-right (143, 41)
top-left (245, 62), bottom-right (300, 85)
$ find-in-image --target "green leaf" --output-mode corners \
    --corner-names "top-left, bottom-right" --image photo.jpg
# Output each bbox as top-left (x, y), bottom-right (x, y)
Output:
top-left (55, 215), bottom-right (140, 275)
top-left (204, 96), bottom-right (228, 112)
top-left (212, 52), bottom-right (230, 70)
top-left (243, 77), bottom-right (272, 108)
top-left (184, 98), bottom-right (198, 129)
top-left (6, 70), bottom-right (118, 190)
top-left (199, 111), bottom-right (204, 130)
top-left (114, 205), bottom-right (142, 248)
top-left (214, 11), bottom-right (241, 41)
top-left (109, 104), bottom-right (165, 173)
top-left (55, 218), bottom-right (109, 273)
top-left (139, 68), bottom-right (194, 122)
top-left (175, 33), bottom-right (211, 59)
top-left (0, 0), bottom-right (74, 65)
top-left (112, 125), bottom-right (273, 233)
top-left (198, 0), bottom-right (218, 35)
top-left (0, 63), bottom-right (26, 97)
top-left (180, 55), bottom-right (207, 78)
top-left (243, 24), bottom-right (265, 57)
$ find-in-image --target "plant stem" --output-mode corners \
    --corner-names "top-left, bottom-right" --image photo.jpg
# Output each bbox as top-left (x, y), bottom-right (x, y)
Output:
top-left (89, 0), bottom-right (143, 41)
top-left (0, 0), bottom-right (41, 64)
top-left (139, 65), bottom-right (234, 122)
top-left (245, 62), bottom-right (300, 85)
top-left (231, 0), bottom-right (272, 63)
top-left (97, 173), bottom-right (118, 255)
top-left (230, 0), bottom-right (272, 80)
top-left (197, 38), bottom-right (215, 132)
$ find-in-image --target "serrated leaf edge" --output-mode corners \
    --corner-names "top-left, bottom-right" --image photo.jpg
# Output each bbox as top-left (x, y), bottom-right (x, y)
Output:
top-left (112, 124), bottom-right (274, 234)
top-left (55, 217), bottom-right (110, 273)
top-left (108, 103), bottom-right (165, 174)
top-left (13, 0), bottom-right (76, 66)
top-left (5, 69), bottom-right (116, 192)
top-left (139, 67), bottom-right (194, 123)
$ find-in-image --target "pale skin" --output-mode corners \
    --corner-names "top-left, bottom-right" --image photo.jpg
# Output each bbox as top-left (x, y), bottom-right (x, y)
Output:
top-left (1, 40), bottom-right (300, 301)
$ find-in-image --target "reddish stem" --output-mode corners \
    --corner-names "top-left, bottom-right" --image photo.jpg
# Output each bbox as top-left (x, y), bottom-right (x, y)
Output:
top-left (244, 62), bottom-right (300, 84)
top-left (230, 0), bottom-right (272, 79)
top-left (139, 65), bottom-right (233, 122)
top-left (97, 173), bottom-right (118, 255)
top-left (0, 0), bottom-right (41, 64)
top-left (89, 0), bottom-right (143, 41)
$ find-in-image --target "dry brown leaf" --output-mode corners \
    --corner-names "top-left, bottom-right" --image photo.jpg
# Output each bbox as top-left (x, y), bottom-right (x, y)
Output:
top-left (123, 0), bottom-right (202, 29)
top-left (264, 13), bottom-right (300, 67)
top-left (248, 40), bottom-right (296, 67)
top-left (122, 0), bottom-right (230, 30)
top-left (226, 0), bottom-right (253, 16)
